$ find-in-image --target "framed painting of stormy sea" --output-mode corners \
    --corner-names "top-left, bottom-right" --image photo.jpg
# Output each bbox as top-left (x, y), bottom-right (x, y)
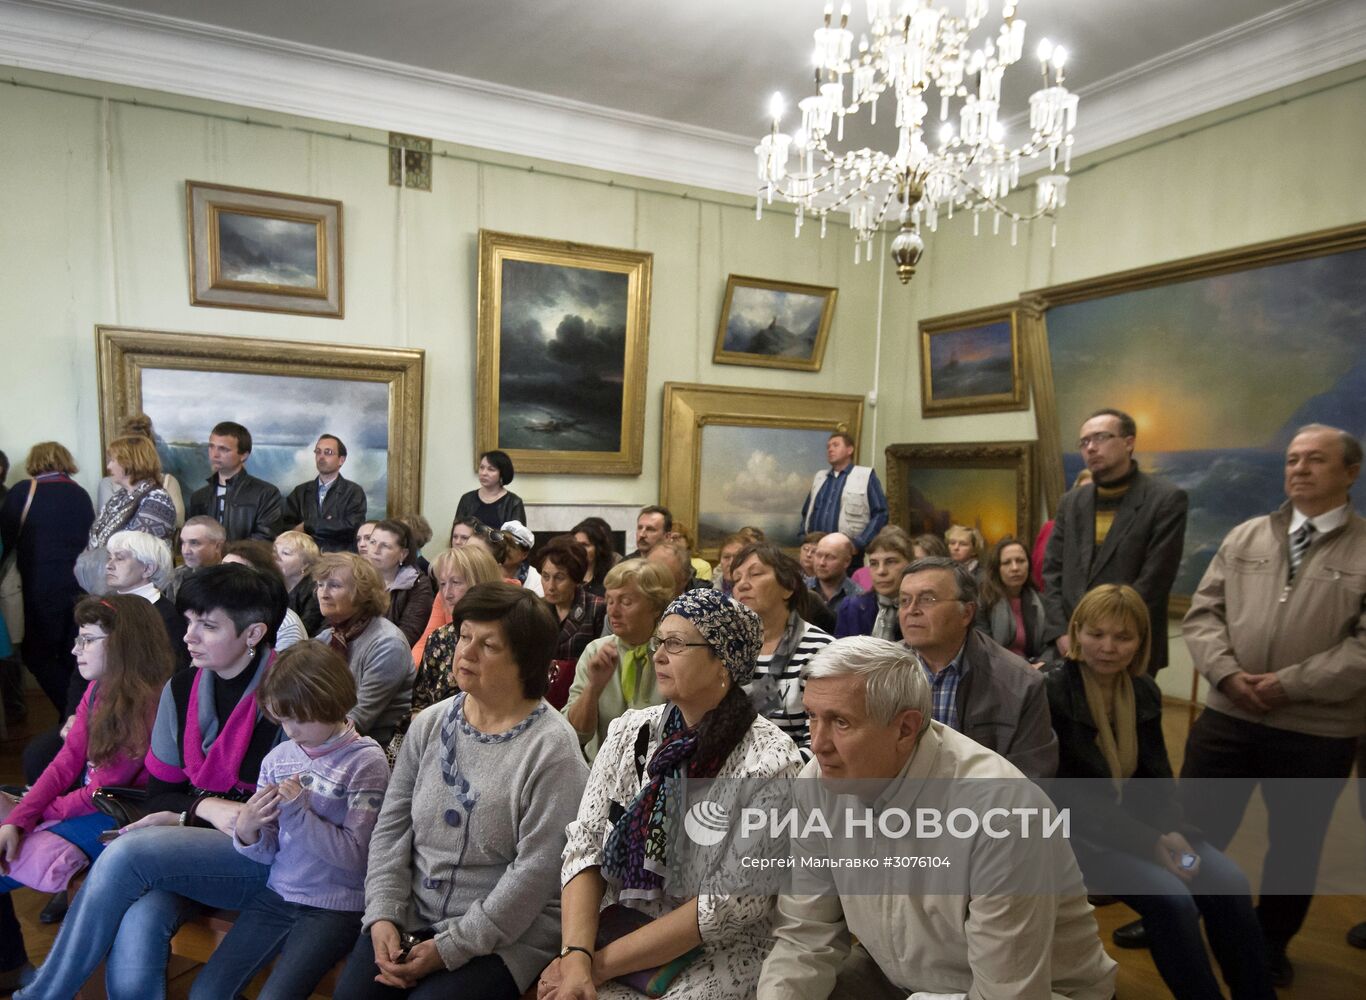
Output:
top-left (919, 303), bottom-right (1026, 417)
top-left (476, 230), bottom-right (653, 475)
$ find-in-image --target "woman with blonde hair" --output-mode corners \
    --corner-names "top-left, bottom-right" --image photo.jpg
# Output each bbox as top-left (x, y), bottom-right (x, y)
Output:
top-left (387, 545), bottom-right (503, 764)
top-left (0, 443), bottom-right (93, 712)
top-left (944, 524), bottom-right (985, 575)
top-left (1046, 584), bottom-right (1273, 1000)
top-left (274, 529), bottom-right (324, 634)
top-left (88, 435), bottom-right (176, 549)
top-left (563, 559), bottom-right (675, 762)
top-left (313, 553), bottom-right (413, 745)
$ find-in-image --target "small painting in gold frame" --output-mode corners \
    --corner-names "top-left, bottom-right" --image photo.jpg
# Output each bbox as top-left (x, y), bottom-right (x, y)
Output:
top-left (712, 274), bottom-right (837, 372)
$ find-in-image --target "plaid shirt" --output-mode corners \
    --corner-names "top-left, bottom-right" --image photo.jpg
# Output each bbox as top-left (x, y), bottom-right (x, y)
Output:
top-left (918, 643), bottom-right (968, 733)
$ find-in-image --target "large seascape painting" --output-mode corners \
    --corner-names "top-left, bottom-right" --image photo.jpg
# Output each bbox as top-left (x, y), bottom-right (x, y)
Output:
top-left (696, 425), bottom-right (831, 548)
top-left (1045, 239), bottom-right (1366, 596)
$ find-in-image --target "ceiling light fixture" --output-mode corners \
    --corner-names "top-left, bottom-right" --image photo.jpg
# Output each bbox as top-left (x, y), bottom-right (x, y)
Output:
top-left (755, 1), bottom-right (1078, 284)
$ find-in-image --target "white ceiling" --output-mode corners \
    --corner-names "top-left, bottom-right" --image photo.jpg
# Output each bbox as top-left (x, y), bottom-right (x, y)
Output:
top-left (2, 0), bottom-right (1364, 194)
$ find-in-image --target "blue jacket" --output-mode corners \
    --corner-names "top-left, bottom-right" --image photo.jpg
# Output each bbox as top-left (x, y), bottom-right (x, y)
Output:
top-left (833, 590), bottom-right (901, 641)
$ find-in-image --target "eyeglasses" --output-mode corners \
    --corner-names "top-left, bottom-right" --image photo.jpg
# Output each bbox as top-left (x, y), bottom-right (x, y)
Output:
top-left (1077, 431), bottom-right (1119, 450)
top-left (648, 635), bottom-right (711, 656)
top-left (73, 634), bottom-right (108, 650)
top-left (897, 593), bottom-right (962, 611)
top-left (313, 448), bottom-right (339, 457)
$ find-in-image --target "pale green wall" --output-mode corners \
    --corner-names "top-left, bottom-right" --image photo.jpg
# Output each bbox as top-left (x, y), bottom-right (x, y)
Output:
top-left (871, 64), bottom-right (1366, 699)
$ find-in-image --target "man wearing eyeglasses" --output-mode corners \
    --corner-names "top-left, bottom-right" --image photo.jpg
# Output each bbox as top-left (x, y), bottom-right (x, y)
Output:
top-left (1042, 408), bottom-right (1188, 672)
top-left (282, 433), bottom-right (369, 553)
top-left (898, 557), bottom-right (1056, 781)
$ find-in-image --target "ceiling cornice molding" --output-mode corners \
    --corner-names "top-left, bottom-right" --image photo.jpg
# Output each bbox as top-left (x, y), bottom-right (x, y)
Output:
top-left (2, 0), bottom-right (1364, 197)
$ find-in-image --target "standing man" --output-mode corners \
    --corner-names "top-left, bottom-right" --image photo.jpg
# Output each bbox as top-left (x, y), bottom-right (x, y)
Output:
top-left (624, 505), bottom-right (671, 560)
top-left (282, 433), bottom-right (367, 553)
top-left (186, 421), bottom-right (283, 542)
top-left (1180, 423), bottom-right (1364, 986)
top-left (1042, 408), bottom-right (1187, 671)
top-left (807, 532), bottom-right (863, 613)
top-left (800, 432), bottom-right (888, 565)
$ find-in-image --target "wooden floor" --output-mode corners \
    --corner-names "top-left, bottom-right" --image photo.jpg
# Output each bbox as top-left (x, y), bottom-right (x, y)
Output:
top-left (2, 693), bottom-right (1363, 999)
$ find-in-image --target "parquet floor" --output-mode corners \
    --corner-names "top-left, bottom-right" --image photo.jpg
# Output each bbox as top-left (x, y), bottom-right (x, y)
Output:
top-left (2, 693), bottom-right (1363, 999)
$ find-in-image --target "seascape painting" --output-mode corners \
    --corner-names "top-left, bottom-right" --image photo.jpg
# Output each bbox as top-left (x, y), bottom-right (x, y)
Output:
top-left (713, 275), bottom-right (836, 371)
top-left (1047, 244), bottom-right (1366, 596)
top-left (215, 211), bottom-right (321, 289)
top-left (139, 368), bottom-right (390, 520)
top-left (902, 466), bottom-right (1020, 544)
top-left (696, 424), bottom-right (831, 548)
top-left (927, 322), bottom-right (1015, 399)
top-left (496, 259), bottom-right (629, 454)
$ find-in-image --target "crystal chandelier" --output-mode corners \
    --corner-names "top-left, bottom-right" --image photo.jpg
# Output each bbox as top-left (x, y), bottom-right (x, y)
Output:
top-left (754, 0), bottom-right (1079, 284)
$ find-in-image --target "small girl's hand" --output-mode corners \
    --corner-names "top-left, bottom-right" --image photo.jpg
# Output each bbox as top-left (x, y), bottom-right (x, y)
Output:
top-left (236, 784), bottom-right (281, 844)
top-left (277, 775), bottom-right (305, 803)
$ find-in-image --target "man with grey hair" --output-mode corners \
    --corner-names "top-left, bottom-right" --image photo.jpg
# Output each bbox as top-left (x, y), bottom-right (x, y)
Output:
top-left (758, 636), bottom-right (1115, 999)
top-left (898, 556), bottom-right (1056, 780)
top-left (165, 515), bottom-right (226, 603)
top-left (808, 532), bottom-right (863, 612)
top-left (1179, 422), bottom-right (1364, 986)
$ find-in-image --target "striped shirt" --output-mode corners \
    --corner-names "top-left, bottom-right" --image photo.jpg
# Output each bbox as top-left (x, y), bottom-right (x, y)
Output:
top-left (747, 620), bottom-right (834, 755)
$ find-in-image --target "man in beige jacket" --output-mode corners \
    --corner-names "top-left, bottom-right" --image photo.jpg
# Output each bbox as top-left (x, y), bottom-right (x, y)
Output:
top-left (1181, 423), bottom-right (1365, 987)
top-left (758, 636), bottom-right (1115, 1000)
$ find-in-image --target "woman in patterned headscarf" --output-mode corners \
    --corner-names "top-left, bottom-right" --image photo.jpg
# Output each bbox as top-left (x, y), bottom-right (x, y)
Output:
top-left (545, 590), bottom-right (803, 1000)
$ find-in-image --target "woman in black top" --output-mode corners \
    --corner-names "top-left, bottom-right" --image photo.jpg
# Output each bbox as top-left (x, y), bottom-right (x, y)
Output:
top-left (452, 450), bottom-right (526, 533)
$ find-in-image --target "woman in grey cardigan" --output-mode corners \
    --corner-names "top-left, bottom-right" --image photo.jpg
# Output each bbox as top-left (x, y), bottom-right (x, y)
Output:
top-left (335, 583), bottom-right (589, 1000)
top-left (313, 552), bottom-right (414, 745)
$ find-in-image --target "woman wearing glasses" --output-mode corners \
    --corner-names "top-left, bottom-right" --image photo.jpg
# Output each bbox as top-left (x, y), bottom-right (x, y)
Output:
top-left (541, 590), bottom-right (802, 1000)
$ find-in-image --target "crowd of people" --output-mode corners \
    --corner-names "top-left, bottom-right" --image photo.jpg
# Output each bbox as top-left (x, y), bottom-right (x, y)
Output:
top-left (0, 407), bottom-right (1359, 1000)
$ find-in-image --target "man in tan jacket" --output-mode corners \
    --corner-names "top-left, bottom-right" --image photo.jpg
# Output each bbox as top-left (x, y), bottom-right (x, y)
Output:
top-left (1181, 423), bottom-right (1365, 987)
top-left (758, 636), bottom-right (1115, 1000)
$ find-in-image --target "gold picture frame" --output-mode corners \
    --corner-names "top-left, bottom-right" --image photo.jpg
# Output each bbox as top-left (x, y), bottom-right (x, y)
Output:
top-left (96, 326), bottom-right (423, 518)
top-left (476, 229), bottom-right (652, 476)
top-left (712, 274), bottom-right (837, 372)
top-left (660, 382), bottom-right (865, 559)
top-left (186, 181), bottom-right (344, 317)
top-left (885, 442), bottom-right (1036, 547)
top-left (919, 303), bottom-right (1026, 417)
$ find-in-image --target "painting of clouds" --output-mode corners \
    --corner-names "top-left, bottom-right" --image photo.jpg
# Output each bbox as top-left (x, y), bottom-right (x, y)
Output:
top-left (1048, 244), bottom-right (1366, 596)
top-left (216, 211), bottom-right (321, 289)
top-left (697, 425), bottom-right (832, 548)
top-left (497, 259), bottom-right (629, 453)
top-left (140, 369), bottom-right (389, 519)
top-left (716, 277), bottom-right (836, 370)
top-left (927, 321), bottom-right (1015, 399)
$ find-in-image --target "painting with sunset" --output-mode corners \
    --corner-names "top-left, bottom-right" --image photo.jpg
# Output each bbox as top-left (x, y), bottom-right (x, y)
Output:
top-left (885, 443), bottom-right (1036, 552)
top-left (1044, 236), bottom-right (1366, 597)
top-left (920, 305), bottom-right (1026, 416)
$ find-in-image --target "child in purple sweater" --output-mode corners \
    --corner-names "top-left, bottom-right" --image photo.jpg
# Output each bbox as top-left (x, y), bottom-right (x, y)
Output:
top-left (190, 640), bottom-right (390, 1000)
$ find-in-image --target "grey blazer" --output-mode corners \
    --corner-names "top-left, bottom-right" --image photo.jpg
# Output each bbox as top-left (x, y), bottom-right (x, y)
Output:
top-left (1041, 468), bottom-right (1188, 670)
top-left (949, 628), bottom-right (1058, 782)
top-left (975, 588), bottom-right (1047, 661)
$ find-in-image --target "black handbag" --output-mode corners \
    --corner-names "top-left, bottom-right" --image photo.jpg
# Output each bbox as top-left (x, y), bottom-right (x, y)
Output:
top-left (90, 786), bottom-right (151, 827)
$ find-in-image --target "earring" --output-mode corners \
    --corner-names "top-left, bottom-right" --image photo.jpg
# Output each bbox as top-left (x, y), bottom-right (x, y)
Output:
top-left (246, 643), bottom-right (255, 656)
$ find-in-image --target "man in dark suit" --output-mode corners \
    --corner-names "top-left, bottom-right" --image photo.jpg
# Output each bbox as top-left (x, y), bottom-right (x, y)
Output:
top-left (283, 433), bottom-right (368, 552)
top-left (1042, 408), bottom-right (1187, 673)
top-left (186, 421), bottom-right (283, 541)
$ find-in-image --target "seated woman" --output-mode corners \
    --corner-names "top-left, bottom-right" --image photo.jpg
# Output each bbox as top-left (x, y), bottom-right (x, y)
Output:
top-left (912, 533), bottom-right (949, 560)
top-left (709, 529), bottom-right (761, 597)
top-left (274, 529), bottom-right (324, 635)
top-left (387, 545), bottom-right (503, 765)
top-left (453, 449), bottom-right (526, 533)
top-left (572, 519), bottom-right (618, 599)
top-left (88, 434), bottom-right (177, 548)
top-left (15, 564), bottom-right (288, 1000)
top-left (945, 524), bottom-right (984, 576)
top-left (542, 589), bottom-right (803, 1000)
top-left (0, 595), bottom-right (173, 990)
top-left (538, 537), bottom-right (607, 710)
top-left (450, 516), bottom-right (482, 548)
top-left (834, 526), bottom-right (912, 641)
top-left (223, 539), bottom-right (308, 651)
top-left (104, 529), bottom-right (188, 666)
top-left (313, 553), bottom-right (414, 746)
top-left (975, 536), bottom-right (1048, 668)
top-left (729, 542), bottom-right (833, 756)
top-left (1046, 584), bottom-right (1274, 1000)
top-left (563, 560), bottom-right (674, 762)
top-left (336, 583), bottom-right (588, 1000)
top-left (364, 519), bottom-right (434, 647)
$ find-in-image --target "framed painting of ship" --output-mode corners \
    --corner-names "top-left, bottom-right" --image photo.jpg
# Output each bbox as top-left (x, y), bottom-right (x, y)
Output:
top-left (919, 303), bottom-right (1027, 417)
top-left (712, 274), bottom-right (837, 372)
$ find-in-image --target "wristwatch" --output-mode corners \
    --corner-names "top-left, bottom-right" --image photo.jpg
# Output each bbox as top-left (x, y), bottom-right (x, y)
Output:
top-left (559, 945), bottom-right (593, 962)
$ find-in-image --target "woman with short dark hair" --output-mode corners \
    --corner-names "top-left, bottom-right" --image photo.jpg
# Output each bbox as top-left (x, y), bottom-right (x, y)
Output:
top-left (364, 519), bottom-right (434, 647)
top-left (571, 518), bottom-right (617, 598)
top-left (453, 451), bottom-right (527, 533)
top-left (335, 583), bottom-right (588, 1000)
top-left (538, 537), bottom-right (606, 709)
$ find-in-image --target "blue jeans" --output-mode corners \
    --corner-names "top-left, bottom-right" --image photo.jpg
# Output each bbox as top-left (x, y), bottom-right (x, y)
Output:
top-left (188, 886), bottom-right (361, 1000)
top-left (1074, 838), bottom-right (1275, 1000)
top-left (16, 826), bottom-right (269, 1000)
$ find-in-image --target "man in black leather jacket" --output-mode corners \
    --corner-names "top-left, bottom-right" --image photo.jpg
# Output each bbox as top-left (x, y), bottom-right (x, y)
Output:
top-left (186, 421), bottom-right (283, 541)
